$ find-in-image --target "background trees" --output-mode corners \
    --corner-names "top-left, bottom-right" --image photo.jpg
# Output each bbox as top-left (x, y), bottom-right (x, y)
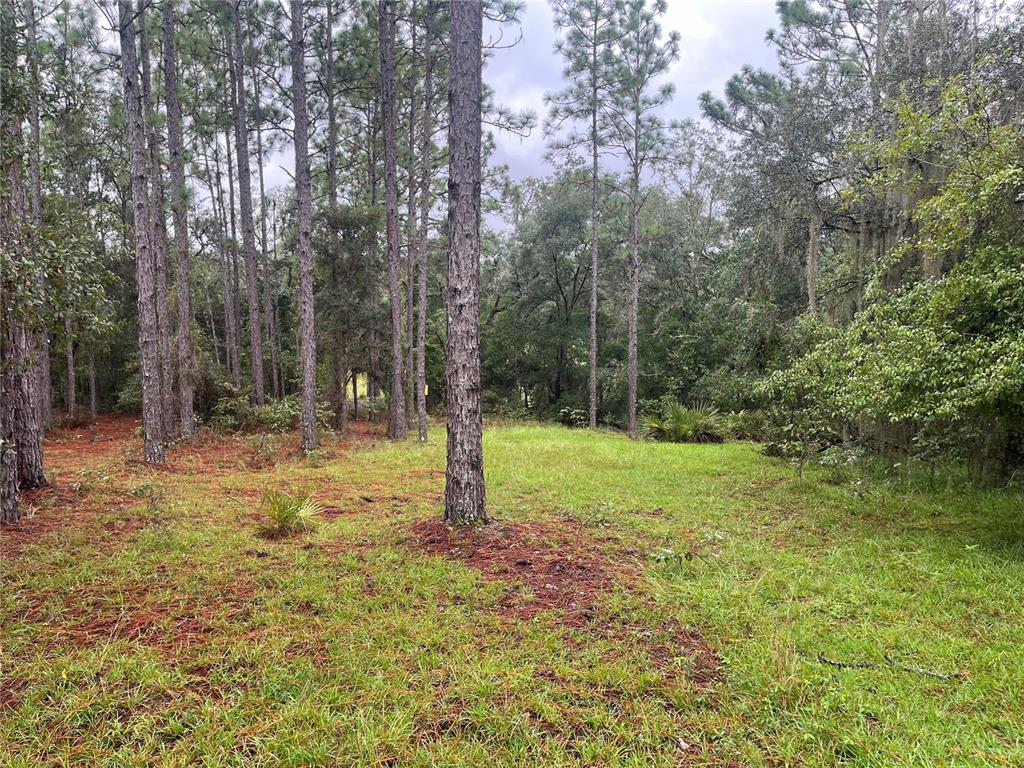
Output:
top-left (1, 0), bottom-right (1022, 531)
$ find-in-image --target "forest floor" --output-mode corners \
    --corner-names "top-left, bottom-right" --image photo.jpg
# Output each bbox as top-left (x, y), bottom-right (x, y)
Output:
top-left (1, 416), bottom-right (1023, 767)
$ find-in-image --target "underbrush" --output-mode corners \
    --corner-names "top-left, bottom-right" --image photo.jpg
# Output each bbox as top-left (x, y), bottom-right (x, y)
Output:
top-left (209, 385), bottom-right (335, 433)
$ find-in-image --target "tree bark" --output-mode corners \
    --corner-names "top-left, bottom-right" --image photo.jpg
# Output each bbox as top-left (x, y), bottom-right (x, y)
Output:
top-left (379, 0), bottom-right (406, 439)
top-left (291, 0), bottom-right (317, 452)
top-left (250, 22), bottom-right (280, 400)
top-left (588, 49), bottom-right (600, 430)
top-left (444, 0), bottom-right (486, 524)
top-left (162, 0), bottom-right (195, 436)
top-left (807, 208), bottom-right (821, 316)
top-left (64, 315), bottom-right (75, 419)
top-left (625, 169), bottom-right (640, 436)
top-left (212, 138), bottom-right (241, 386)
top-left (415, 0), bottom-right (435, 443)
top-left (119, 0), bottom-right (165, 463)
top-left (405, 10), bottom-right (417, 432)
top-left (267, 199), bottom-right (282, 397)
top-left (138, 0), bottom-right (176, 440)
top-left (223, 126), bottom-right (244, 387)
top-left (231, 0), bottom-right (265, 404)
top-left (25, 0), bottom-right (50, 433)
top-left (88, 350), bottom-right (97, 423)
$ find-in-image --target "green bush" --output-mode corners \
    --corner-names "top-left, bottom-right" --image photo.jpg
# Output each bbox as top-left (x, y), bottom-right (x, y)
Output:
top-left (723, 409), bottom-right (768, 441)
top-left (642, 402), bottom-right (728, 443)
top-left (557, 407), bottom-right (588, 428)
top-left (210, 385), bottom-right (334, 433)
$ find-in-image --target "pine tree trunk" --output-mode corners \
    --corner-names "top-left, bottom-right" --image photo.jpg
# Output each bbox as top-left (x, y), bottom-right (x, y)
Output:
top-left (588, 72), bottom-right (599, 430)
top-left (291, 0), bottom-right (318, 452)
top-left (444, 0), bottom-right (486, 524)
top-left (405, 12), bottom-right (417, 431)
top-left (25, 0), bottom-right (50, 433)
top-left (626, 185), bottom-right (640, 437)
top-left (267, 201), bottom-right (282, 397)
top-left (119, 0), bottom-right (165, 463)
top-left (64, 316), bottom-right (75, 419)
top-left (807, 208), bottom-right (821, 316)
top-left (224, 127), bottom-right (244, 388)
top-left (161, 0), bottom-right (195, 436)
top-left (379, 0), bottom-right (406, 439)
top-left (138, 0), bottom-right (176, 440)
top-left (88, 351), bottom-right (97, 422)
top-left (415, 1), bottom-right (435, 443)
top-left (231, 0), bottom-right (265, 404)
top-left (212, 139), bottom-right (241, 386)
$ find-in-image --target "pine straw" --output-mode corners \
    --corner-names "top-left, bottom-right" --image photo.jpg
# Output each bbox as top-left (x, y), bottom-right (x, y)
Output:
top-left (405, 516), bottom-right (721, 687)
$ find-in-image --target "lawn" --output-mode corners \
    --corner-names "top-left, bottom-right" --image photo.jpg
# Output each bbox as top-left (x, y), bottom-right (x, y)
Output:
top-left (1, 418), bottom-right (1022, 767)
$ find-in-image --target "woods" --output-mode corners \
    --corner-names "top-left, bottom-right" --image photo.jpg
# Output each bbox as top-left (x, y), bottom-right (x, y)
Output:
top-left (3, 1), bottom-right (1024, 765)
top-left (0, 0), bottom-right (1020, 509)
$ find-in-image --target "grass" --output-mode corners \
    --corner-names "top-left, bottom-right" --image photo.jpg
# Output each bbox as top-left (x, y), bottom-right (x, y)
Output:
top-left (1, 417), bottom-right (1022, 766)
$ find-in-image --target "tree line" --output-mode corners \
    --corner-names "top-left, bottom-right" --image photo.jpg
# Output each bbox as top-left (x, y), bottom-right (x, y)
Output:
top-left (2, 0), bottom-right (1023, 532)
top-left (1, 0), bottom-right (495, 525)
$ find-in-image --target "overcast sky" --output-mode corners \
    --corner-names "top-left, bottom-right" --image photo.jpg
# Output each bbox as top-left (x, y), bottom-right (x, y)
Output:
top-left (485, 0), bottom-right (782, 182)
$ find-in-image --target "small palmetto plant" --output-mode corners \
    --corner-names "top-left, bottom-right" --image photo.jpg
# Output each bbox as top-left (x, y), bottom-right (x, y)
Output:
top-left (259, 489), bottom-right (321, 537)
top-left (642, 402), bottom-right (727, 443)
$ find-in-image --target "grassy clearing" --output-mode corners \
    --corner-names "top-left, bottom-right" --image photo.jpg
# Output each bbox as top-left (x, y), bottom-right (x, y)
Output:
top-left (1, 418), bottom-right (1022, 767)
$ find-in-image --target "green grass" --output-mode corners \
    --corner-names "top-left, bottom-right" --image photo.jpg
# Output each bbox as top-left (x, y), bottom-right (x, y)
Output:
top-left (2, 422), bottom-right (1022, 766)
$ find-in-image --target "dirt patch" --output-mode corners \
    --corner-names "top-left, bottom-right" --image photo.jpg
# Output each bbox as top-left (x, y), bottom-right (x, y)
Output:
top-left (407, 517), bottom-right (631, 626)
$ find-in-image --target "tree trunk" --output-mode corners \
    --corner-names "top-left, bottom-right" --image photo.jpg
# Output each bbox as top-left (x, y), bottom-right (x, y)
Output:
top-left (231, 0), bottom-right (265, 404)
top-left (291, 0), bottom-right (318, 452)
top-left (251, 30), bottom-right (280, 400)
top-left (405, 10), bottom-right (417, 432)
top-left (379, 0), bottom-right (406, 439)
top-left (444, 0), bottom-right (486, 524)
top-left (119, 0), bottom-right (165, 463)
top-left (223, 127), bottom-right (244, 387)
top-left (212, 139), bottom-right (241, 386)
top-left (415, 0), bottom-right (435, 443)
top-left (625, 176), bottom-right (640, 436)
top-left (267, 200), bottom-right (282, 397)
top-left (138, 0), bottom-right (176, 441)
top-left (807, 208), bottom-right (821, 316)
top-left (162, 0), bottom-right (195, 436)
top-left (25, 0), bottom-right (50, 433)
top-left (588, 65), bottom-right (599, 430)
top-left (64, 316), bottom-right (75, 419)
top-left (88, 351), bottom-right (97, 422)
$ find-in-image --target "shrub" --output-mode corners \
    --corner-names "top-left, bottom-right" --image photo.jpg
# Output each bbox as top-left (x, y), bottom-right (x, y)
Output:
top-left (557, 407), bottom-right (588, 428)
top-left (210, 386), bottom-right (335, 434)
top-left (642, 402), bottom-right (728, 443)
top-left (723, 409), bottom-right (768, 441)
top-left (259, 490), bottom-right (320, 537)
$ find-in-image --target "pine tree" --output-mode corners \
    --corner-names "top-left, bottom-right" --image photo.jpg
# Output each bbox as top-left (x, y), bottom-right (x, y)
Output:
top-left (291, 0), bottom-right (317, 452)
top-left (546, 0), bottom-right (618, 429)
top-left (603, 0), bottom-right (678, 435)
top-left (444, 0), bottom-right (485, 524)
top-left (379, 0), bottom-right (405, 439)
top-left (231, 0), bottom-right (265, 404)
top-left (119, 0), bottom-right (165, 463)
top-left (162, 0), bottom-right (196, 436)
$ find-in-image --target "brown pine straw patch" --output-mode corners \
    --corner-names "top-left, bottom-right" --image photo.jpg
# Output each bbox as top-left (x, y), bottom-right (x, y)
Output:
top-left (405, 516), bottom-right (721, 686)
top-left (17, 579), bottom-right (256, 660)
